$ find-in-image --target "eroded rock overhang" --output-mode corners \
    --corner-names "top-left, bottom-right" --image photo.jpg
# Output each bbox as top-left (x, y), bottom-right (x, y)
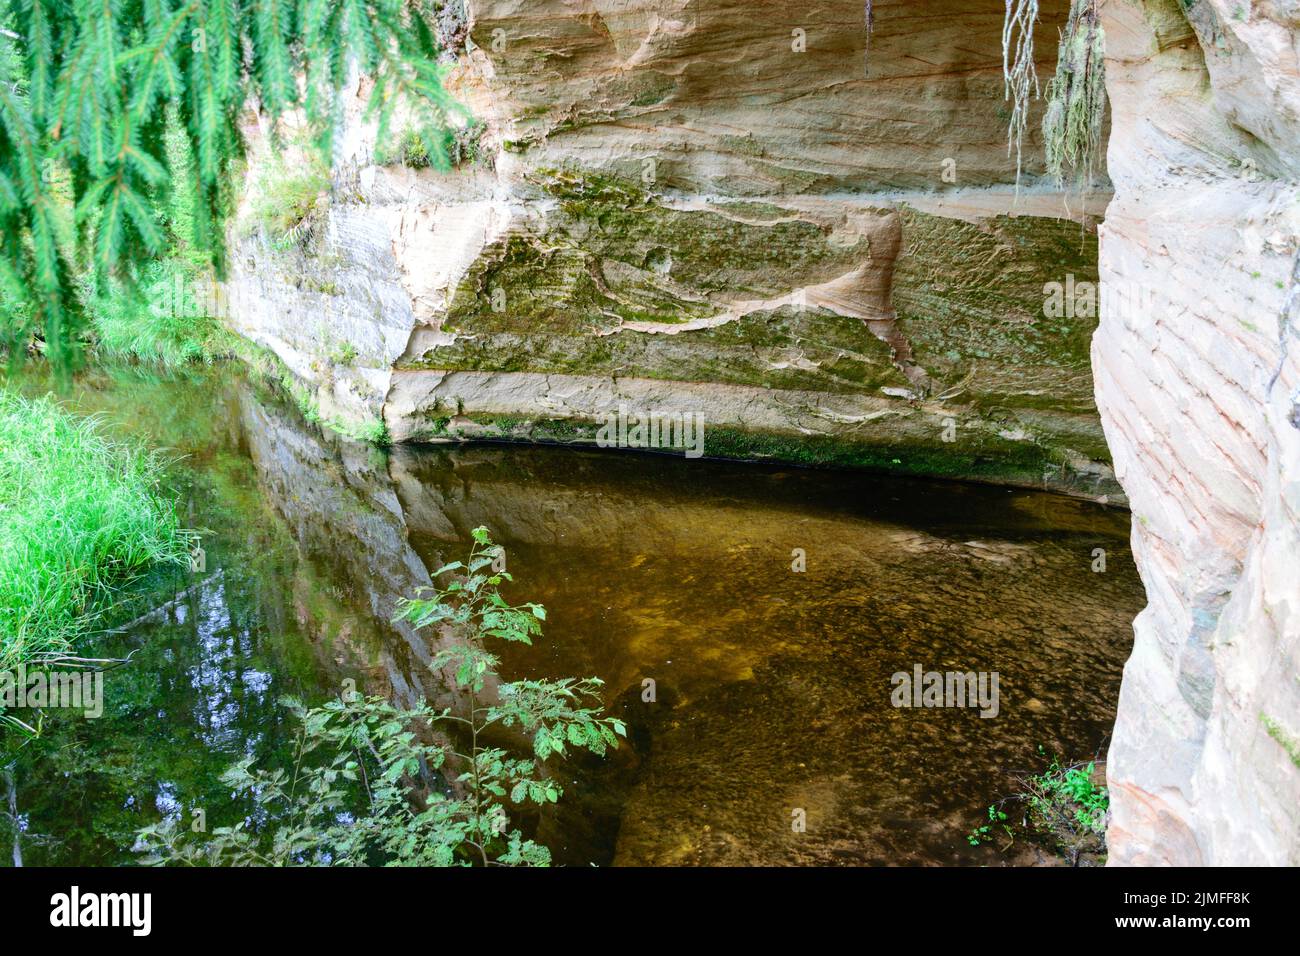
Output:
top-left (225, 0), bottom-right (1119, 499)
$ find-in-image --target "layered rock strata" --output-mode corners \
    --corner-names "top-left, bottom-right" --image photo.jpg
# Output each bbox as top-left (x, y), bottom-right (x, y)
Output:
top-left (224, 0), bottom-right (1117, 497)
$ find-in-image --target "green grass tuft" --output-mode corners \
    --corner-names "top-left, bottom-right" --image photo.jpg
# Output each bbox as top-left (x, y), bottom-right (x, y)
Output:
top-left (0, 392), bottom-right (192, 673)
top-left (246, 151), bottom-right (331, 250)
top-left (1262, 714), bottom-right (1300, 769)
top-left (84, 259), bottom-right (235, 367)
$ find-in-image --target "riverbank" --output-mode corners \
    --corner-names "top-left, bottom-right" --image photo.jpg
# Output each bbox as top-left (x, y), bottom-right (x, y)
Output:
top-left (0, 390), bottom-right (191, 692)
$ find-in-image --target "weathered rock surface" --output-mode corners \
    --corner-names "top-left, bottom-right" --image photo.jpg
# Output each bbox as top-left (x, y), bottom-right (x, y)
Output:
top-left (216, 0), bottom-right (1300, 864)
top-left (1098, 0), bottom-right (1300, 865)
top-left (196, 0), bottom-right (1300, 867)
top-left (224, 0), bottom-right (1119, 498)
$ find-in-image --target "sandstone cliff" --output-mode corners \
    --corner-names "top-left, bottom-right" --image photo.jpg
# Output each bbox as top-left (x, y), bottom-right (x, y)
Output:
top-left (223, 0), bottom-right (1118, 498)
top-left (217, 0), bottom-right (1300, 865)
top-left (1097, 0), bottom-right (1300, 865)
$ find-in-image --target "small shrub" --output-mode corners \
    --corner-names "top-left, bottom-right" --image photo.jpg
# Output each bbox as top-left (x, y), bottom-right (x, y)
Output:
top-left (248, 153), bottom-right (331, 250)
top-left (447, 120), bottom-right (484, 167)
top-left (135, 528), bottom-right (624, 866)
top-left (376, 128), bottom-right (432, 169)
top-left (402, 129), bottom-right (433, 168)
top-left (968, 748), bottom-right (1109, 865)
top-left (377, 121), bottom-right (484, 170)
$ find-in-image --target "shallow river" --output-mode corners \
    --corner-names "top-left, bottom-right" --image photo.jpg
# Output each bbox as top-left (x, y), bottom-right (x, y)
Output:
top-left (5, 364), bottom-right (1143, 865)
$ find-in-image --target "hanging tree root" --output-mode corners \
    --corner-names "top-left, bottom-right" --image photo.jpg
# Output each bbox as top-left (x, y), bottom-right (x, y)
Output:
top-left (1042, 0), bottom-right (1106, 191)
top-left (1003, 0), bottom-right (1041, 189)
top-left (1002, 0), bottom-right (1107, 192)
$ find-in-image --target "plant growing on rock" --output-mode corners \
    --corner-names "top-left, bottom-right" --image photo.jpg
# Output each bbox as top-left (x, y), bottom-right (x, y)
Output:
top-left (135, 527), bottom-right (625, 866)
top-left (1042, 0), bottom-right (1106, 191)
top-left (378, 120), bottom-right (484, 170)
top-left (967, 748), bottom-right (1109, 866)
top-left (248, 153), bottom-right (332, 251)
top-left (1002, 0), bottom-right (1106, 190)
top-left (446, 120), bottom-right (484, 167)
top-left (376, 127), bottom-right (433, 169)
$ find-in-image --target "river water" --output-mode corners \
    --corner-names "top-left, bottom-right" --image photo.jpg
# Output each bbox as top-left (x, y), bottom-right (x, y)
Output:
top-left (4, 364), bottom-right (1143, 866)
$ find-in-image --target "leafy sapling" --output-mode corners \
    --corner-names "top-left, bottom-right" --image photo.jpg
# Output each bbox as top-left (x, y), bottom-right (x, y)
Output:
top-left (135, 527), bottom-right (625, 866)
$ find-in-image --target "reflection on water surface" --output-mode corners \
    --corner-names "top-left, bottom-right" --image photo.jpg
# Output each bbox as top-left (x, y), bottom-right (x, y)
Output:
top-left (5, 365), bottom-right (1142, 866)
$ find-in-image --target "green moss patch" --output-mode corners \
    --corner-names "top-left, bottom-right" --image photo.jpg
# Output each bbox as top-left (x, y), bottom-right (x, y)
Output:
top-left (409, 306), bottom-right (911, 394)
top-left (892, 208), bottom-right (1101, 415)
